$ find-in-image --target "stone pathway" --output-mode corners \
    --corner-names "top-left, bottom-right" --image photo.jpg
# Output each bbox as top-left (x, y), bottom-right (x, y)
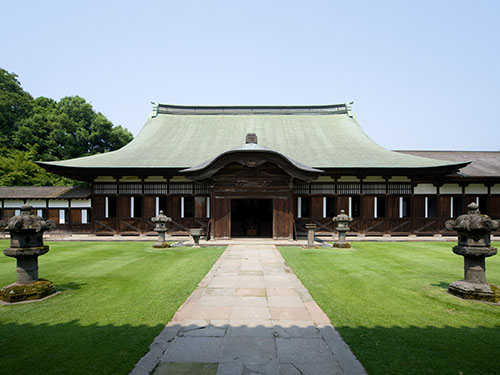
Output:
top-left (131, 245), bottom-right (366, 375)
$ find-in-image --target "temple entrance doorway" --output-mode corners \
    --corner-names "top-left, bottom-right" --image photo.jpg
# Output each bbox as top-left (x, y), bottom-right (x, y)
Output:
top-left (231, 199), bottom-right (273, 237)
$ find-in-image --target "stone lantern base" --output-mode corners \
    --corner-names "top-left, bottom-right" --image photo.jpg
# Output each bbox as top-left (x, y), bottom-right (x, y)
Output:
top-left (448, 281), bottom-right (500, 303)
top-left (333, 241), bottom-right (351, 249)
top-left (152, 241), bottom-right (171, 249)
top-left (0, 279), bottom-right (56, 303)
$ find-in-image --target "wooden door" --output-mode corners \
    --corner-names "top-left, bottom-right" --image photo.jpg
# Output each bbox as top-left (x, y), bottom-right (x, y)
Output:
top-left (194, 197), bottom-right (207, 218)
top-left (387, 196), bottom-right (400, 218)
top-left (361, 196), bottom-right (374, 218)
top-left (336, 196), bottom-right (350, 214)
top-left (311, 197), bottom-right (323, 218)
top-left (71, 209), bottom-right (82, 223)
top-left (273, 196), bottom-right (292, 239)
top-left (143, 196), bottom-right (156, 218)
top-left (413, 196), bottom-right (426, 217)
top-left (438, 196), bottom-right (451, 218)
top-left (92, 196), bottom-right (105, 218)
top-left (118, 196), bottom-right (130, 218)
top-left (214, 198), bottom-right (230, 239)
top-left (168, 196), bottom-right (181, 218)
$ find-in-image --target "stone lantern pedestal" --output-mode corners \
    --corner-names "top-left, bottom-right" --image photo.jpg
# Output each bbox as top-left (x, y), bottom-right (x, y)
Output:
top-left (0, 205), bottom-right (56, 303)
top-left (445, 202), bottom-right (500, 303)
top-left (189, 228), bottom-right (203, 248)
top-left (152, 211), bottom-right (172, 248)
top-left (305, 223), bottom-right (317, 247)
top-left (332, 210), bottom-right (352, 248)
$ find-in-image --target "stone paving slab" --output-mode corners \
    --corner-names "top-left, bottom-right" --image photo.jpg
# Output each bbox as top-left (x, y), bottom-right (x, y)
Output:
top-left (130, 244), bottom-right (367, 375)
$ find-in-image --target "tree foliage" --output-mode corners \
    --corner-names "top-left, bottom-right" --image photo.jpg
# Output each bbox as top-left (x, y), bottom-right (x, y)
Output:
top-left (0, 67), bottom-right (134, 186)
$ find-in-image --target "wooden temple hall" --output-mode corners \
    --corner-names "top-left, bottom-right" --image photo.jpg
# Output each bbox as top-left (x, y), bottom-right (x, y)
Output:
top-left (24, 103), bottom-right (500, 239)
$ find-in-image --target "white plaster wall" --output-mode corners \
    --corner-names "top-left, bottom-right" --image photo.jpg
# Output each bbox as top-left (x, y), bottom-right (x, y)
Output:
top-left (464, 184), bottom-right (488, 194)
top-left (337, 176), bottom-right (360, 182)
top-left (440, 184), bottom-right (461, 194)
top-left (94, 176), bottom-right (116, 182)
top-left (48, 199), bottom-right (69, 208)
top-left (170, 176), bottom-right (189, 182)
top-left (364, 176), bottom-right (385, 182)
top-left (26, 199), bottom-right (47, 208)
top-left (144, 176), bottom-right (168, 182)
top-left (70, 199), bottom-right (91, 208)
top-left (388, 176), bottom-right (411, 182)
top-left (414, 184), bottom-right (437, 195)
top-left (316, 175), bottom-right (334, 182)
top-left (4, 199), bottom-right (24, 208)
top-left (119, 176), bottom-right (141, 182)
top-left (492, 184), bottom-right (500, 194)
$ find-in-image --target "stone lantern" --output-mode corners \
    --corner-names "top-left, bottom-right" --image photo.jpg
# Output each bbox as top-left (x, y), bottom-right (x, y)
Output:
top-left (305, 223), bottom-right (317, 248)
top-left (0, 205), bottom-right (56, 303)
top-left (151, 210), bottom-right (172, 248)
top-left (189, 228), bottom-right (203, 248)
top-left (445, 202), bottom-right (500, 302)
top-left (332, 210), bottom-right (353, 248)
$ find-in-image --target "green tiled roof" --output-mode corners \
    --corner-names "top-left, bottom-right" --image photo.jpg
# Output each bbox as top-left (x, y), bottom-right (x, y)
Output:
top-left (39, 104), bottom-right (466, 171)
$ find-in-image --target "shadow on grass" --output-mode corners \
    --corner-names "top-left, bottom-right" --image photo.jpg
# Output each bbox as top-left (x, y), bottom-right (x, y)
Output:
top-left (0, 320), bottom-right (164, 375)
top-left (1, 320), bottom-right (500, 375)
top-left (55, 281), bottom-right (87, 290)
top-left (335, 325), bottom-right (500, 375)
top-left (430, 281), bottom-right (450, 290)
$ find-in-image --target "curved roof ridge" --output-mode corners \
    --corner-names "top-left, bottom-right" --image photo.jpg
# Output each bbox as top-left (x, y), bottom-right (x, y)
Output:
top-left (155, 102), bottom-right (353, 116)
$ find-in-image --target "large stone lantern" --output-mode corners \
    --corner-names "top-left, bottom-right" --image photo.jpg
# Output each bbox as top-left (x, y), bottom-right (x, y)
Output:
top-left (332, 210), bottom-right (353, 248)
top-left (445, 202), bottom-right (500, 302)
top-left (0, 205), bottom-right (56, 303)
top-left (151, 210), bottom-right (172, 248)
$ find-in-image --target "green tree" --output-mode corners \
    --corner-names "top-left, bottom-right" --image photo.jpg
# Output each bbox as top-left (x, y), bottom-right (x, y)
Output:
top-left (0, 68), bottom-right (33, 146)
top-left (12, 95), bottom-right (133, 161)
top-left (0, 147), bottom-right (78, 186)
top-left (0, 67), bottom-right (134, 186)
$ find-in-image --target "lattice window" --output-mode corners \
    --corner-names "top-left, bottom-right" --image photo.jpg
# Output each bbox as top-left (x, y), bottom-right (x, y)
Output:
top-left (144, 184), bottom-right (168, 195)
top-left (337, 183), bottom-right (361, 195)
top-left (310, 183), bottom-right (335, 194)
top-left (169, 183), bottom-right (193, 195)
top-left (363, 183), bottom-right (386, 194)
top-left (194, 184), bottom-right (210, 194)
top-left (387, 184), bottom-right (412, 195)
top-left (293, 184), bottom-right (310, 194)
top-left (93, 184), bottom-right (117, 195)
top-left (119, 184), bottom-right (142, 194)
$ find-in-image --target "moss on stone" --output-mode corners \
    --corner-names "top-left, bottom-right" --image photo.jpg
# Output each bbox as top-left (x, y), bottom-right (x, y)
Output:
top-left (152, 242), bottom-right (173, 249)
top-left (333, 242), bottom-right (352, 249)
top-left (0, 279), bottom-right (56, 303)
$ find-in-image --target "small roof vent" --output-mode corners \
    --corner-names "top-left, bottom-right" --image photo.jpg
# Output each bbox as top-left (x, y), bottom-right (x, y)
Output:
top-left (245, 133), bottom-right (258, 144)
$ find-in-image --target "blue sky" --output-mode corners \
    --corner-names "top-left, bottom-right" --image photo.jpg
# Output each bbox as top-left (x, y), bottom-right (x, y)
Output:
top-left (2, 0), bottom-right (499, 151)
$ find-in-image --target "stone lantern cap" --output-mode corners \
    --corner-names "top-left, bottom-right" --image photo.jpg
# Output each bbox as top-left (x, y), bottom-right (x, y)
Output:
top-left (445, 202), bottom-right (499, 233)
top-left (1, 205), bottom-right (55, 248)
top-left (333, 209), bottom-right (353, 229)
top-left (151, 210), bottom-right (172, 232)
top-left (445, 202), bottom-right (499, 253)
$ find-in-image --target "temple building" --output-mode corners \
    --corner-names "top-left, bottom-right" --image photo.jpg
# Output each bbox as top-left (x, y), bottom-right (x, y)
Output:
top-left (12, 103), bottom-right (499, 239)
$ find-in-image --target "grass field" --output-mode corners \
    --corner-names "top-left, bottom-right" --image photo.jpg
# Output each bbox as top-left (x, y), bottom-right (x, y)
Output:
top-left (280, 242), bottom-right (500, 375)
top-left (0, 240), bottom-right (225, 375)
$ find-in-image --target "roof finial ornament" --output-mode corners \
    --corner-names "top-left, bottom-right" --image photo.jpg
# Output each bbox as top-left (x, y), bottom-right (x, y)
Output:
top-left (245, 133), bottom-right (258, 144)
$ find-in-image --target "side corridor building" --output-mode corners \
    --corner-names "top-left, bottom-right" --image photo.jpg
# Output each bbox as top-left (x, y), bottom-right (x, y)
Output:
top-left (3, 103), bottom-right (498, 239)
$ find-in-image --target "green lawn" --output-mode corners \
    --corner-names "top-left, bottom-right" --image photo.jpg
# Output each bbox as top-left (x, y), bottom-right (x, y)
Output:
top-left (0, 240), bottom-right (225, 375)
top-left (280, 242), bottom-right (500, 375)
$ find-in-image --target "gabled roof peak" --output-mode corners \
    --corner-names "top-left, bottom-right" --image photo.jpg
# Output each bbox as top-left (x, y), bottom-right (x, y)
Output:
top-left (152, 103), bottom-right (354, 116)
